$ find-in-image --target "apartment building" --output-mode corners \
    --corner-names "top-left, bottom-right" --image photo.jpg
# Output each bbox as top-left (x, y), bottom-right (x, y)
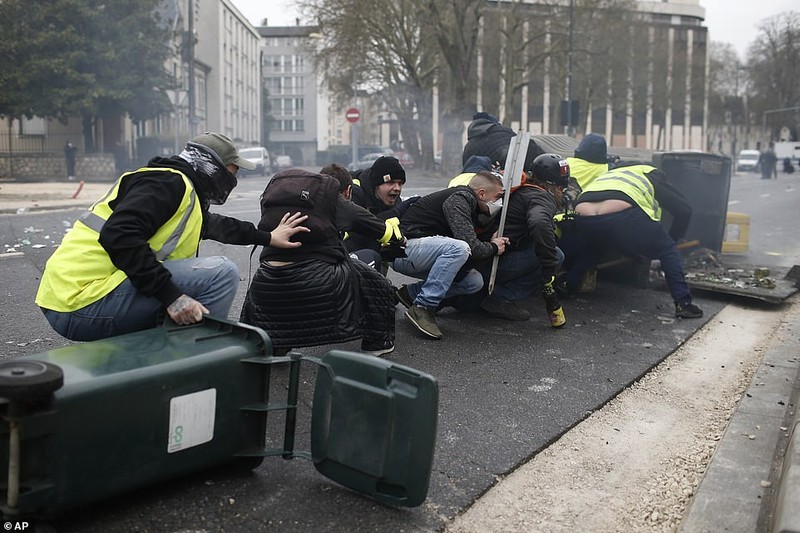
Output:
top-left (257, 24), bottom-right (325, 166)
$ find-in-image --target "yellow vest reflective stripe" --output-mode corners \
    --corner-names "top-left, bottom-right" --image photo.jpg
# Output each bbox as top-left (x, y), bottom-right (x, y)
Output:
top-left (565, 157), bottom-right (608, 190)
top-left (35, 167), bottom-right (203, 312)
top-left (582, 164), bottom-right (662, 221)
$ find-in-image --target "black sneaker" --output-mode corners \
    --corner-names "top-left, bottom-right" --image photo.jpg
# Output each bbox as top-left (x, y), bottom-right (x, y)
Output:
top-left (360, 340), bottom-right (395, 356)
top-left (480, 296), bottom-right (531, 321)
top-left (675, 302), bottom-right (703, 319)
top-left (396, 285), bottom-right (414, 309)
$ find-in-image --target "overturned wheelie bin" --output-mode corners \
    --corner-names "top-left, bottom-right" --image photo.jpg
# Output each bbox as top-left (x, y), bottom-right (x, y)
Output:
top-left (0, 317), bottom-right (438, 517)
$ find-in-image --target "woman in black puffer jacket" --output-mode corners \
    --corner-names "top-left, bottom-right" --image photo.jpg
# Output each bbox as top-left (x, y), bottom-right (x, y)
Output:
top-left (240, 169), bottom-right (397, 356)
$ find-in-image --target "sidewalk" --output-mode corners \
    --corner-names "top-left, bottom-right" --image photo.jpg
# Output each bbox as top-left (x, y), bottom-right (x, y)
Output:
top-left (0, 180), bottom-right (110, 214)
top-left (680, 300), bottom-right (800, 532)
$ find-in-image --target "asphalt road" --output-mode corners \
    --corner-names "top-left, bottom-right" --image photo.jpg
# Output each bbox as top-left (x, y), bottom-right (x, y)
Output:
top-left (0, 167), bottom-right (796, 531)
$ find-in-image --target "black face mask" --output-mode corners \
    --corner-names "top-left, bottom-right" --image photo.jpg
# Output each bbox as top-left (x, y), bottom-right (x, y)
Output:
top-left (179, 142), bottom-right (238, 207)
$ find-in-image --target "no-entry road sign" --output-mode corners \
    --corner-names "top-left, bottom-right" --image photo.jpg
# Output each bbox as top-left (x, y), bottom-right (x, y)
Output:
top-left (346, 108), bottom-right (361, 123)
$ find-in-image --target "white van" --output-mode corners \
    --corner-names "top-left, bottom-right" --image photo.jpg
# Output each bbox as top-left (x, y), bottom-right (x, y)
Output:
top-left (735, 150), bottom-right (760, 172)
top-left (238, 147), bottom-right (271, 176)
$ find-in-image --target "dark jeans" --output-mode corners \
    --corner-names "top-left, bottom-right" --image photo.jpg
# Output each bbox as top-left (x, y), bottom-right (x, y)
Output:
top-left (451, 244), bottom-right (563, 310)
top-left (566, 208), bottom-right (692, 305)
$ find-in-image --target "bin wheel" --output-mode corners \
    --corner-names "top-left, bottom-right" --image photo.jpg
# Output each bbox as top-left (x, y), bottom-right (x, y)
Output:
top-left (0, 361), bottom-right (64, 401)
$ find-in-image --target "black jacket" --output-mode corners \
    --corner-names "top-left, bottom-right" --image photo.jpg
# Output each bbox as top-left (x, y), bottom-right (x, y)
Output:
top-left (98, 156), bottom-right (270, 307)
top-left (461, 117), bottom-right (544, 169)
top-left (400, 186), bottom-right (498, 262)
top-left (504, 185), bottom-right (561, 280)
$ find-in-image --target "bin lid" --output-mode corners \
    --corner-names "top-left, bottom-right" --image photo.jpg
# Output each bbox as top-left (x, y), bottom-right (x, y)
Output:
top-left (310, 350), bottom-right (438, 507)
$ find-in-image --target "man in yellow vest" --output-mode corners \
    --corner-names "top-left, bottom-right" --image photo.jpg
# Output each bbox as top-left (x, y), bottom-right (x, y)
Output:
top-left (565, 133), bottom-right (609, 191)
top-left (560, 162), bottom-right (703, 319)
top-left (36, 132), bottom-right (310, 341)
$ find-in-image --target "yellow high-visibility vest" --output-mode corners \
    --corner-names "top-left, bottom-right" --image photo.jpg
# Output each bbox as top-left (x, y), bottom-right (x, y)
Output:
top-left (448, 172), bottom-right (476, 188)
top-left (581, 164), bottom-right (662, 221)
top-left (36, 167), bottom-right (203, 312)
top-left (565, 157), bottom-right (608, 190)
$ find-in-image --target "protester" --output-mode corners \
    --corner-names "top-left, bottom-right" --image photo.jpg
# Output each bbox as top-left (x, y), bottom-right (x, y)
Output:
top-left (461, 112), bottom-right (544, 169)
top-left (36, 132), bottom-right (310, 341)
top-left (346, 155), bottom-right (414, 270)
top-left (448, 155), bottom-right (493, 188)
top-left (240, 168), bottom-right (397, 356)
top-left (393, 171), bottom-right (508, 339)
top-left (460, 154), bottom-right (568, 326)
top-left (320, 162), bottom-right (406, 270)
top-left (560, 162), bottom-right (703, 319)
top-left (565, 133), bottom-right (609, 191)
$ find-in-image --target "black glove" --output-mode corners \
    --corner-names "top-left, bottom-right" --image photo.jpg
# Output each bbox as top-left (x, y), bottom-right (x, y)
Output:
top-left (380, 240), bottom-right (406, 261)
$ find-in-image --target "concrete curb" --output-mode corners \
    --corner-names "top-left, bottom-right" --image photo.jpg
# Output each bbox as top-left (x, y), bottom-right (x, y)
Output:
top-left (680, 300), bottom-right (800, 532)
top-left (772, 373), bottom-right (800, 533)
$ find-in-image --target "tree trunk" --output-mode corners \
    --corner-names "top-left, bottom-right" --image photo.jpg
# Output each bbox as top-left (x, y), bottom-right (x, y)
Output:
top-left (82, 114), bottom-right (95, 153)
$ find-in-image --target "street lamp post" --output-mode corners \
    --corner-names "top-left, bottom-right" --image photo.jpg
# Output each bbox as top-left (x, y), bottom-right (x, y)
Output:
top-left (731, 61), bottom-right (741, 161)
top-left (566, 0), bottom-right (574, 137)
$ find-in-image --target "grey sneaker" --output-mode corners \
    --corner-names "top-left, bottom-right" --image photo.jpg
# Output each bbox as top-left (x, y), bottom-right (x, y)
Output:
top-left (405, 305), bottom-right (443, 339)
top-left (480, 296), bottom-right (531, 321)
top-left (675, 302), bottom-right (703, 319)
top-left (396, 285), bottom-right (414, 309)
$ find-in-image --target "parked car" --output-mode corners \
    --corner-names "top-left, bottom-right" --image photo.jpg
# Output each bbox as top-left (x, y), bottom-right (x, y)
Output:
top-left (238, 147), bottom-right (270, 176)
top-left (272, 154), bottom-right (293, 172)
top-left (350, 152), bottom-right (388, 171)
top-left (393, 151), bottom-right (415, 170)
top-left (736, 149), bottom-right (760, 172)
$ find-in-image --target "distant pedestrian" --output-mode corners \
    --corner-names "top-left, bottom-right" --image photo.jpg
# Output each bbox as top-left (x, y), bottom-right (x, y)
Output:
top-left (759, 142), bottom-right (778, 180)
top-left (63, 140), bottom-right (77, 181)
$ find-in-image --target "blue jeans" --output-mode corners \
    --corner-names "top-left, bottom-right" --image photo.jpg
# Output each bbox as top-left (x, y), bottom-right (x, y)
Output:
top-left (391, 236), bottom-right (483, 309)
top-left (43, 256), bottom-right (239, 341)
top-left (567, 208), bottom-right (692, 305)
top-left (479, 245), bottom-right (564, 302)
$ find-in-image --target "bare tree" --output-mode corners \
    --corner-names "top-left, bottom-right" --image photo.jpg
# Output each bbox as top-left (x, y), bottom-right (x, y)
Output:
top-left (301, 0), bottom-right (438, 167)
top-left (747, 11), bottom-right (800, 141)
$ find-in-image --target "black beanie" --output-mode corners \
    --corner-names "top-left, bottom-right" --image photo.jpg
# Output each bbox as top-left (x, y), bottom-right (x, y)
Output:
top-left (368, 156), bottom-right (406, 188)
top-left (574, 133), bottom-right (608, 164)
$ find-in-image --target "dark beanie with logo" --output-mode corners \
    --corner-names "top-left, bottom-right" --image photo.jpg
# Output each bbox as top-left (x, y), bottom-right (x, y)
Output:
top-left (574, 133), bottom-right (608, 164)
top-left (368, 156), bottom-right (406, 188)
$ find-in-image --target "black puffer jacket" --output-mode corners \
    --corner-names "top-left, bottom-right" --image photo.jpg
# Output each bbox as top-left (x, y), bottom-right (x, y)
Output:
top-left (240, 257), bottom-right (396, 350)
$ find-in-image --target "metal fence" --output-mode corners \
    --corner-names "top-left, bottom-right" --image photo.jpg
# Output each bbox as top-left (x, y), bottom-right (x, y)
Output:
top-left (0, 131), bottom-right (84, 156)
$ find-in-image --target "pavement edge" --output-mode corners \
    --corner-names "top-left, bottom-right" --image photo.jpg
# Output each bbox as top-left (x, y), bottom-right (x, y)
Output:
top-left (680, 300), bottom-right (800, 533)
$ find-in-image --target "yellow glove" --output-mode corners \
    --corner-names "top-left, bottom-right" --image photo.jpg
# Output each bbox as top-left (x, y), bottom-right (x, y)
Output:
top-left (379, 217), bottom-right (403, 245)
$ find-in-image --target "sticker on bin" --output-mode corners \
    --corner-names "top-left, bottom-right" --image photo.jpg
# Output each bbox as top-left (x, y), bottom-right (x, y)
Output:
top-left (167, 388), bottom-right (217, 453)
